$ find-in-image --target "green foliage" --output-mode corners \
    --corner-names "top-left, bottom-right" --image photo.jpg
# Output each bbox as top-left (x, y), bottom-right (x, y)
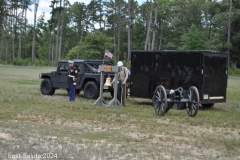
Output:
top-left (230, 32), bottom-right (240, 62)
top-left (1, 0), bottom-right (240, 68)
top-left (228, 68), bottom-right (233, 74)
top-left (228, 67), bottom-right (240, 75)
top-left (65, 31), bottom-right (114, 60)
top-left (34, 59), bottom-right (48, 66)
top-left (0, 60), bottom-right (6, 65)
top-left (121, 60), bottom-right (131, 69)
top-left (180, 24), bottom-right (208, 50)
top-left (229, 0), bottom-right (240, 63)
top-left (131, 19), bottom-right (145, 50)
top-left (65, 45), bottom-right (81, 60)
top-left (5, 58), bottom-right (31, 66)
top-left (165, 0), bottom-right (205, 50)
top-left (0, 58), bottom-right (48, 66)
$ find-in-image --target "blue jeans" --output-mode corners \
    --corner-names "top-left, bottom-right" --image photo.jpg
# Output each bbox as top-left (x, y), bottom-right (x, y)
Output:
top-left (69, 84), bottom-right (75, 101)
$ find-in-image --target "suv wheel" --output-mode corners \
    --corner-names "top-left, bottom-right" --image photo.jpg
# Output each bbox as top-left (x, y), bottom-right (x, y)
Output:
top-left (40, 79), bottom-right (55, 95)
top-left (84, 81), bottom-right (99, 99)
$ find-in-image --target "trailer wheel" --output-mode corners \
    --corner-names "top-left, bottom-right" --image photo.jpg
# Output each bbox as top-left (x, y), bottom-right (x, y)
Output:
top-left (152, 85), bottom-right (168, 116)
top-left (186, 86), bottom-right (199, 117)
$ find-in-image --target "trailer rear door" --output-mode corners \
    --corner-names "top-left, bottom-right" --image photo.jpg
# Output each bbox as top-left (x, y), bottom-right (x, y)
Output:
top-left (202, 54), bottom-right (228, 104)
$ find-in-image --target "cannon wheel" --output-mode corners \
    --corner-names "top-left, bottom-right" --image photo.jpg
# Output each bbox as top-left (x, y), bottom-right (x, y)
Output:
top-left (152, 85), bottom-right (168, 116)
top-left (186, 86), bottom-right (199, 117)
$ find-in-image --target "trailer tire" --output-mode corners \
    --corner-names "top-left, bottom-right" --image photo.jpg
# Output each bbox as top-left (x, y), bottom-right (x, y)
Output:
top-left (84, 81), bottom-right (99, 99)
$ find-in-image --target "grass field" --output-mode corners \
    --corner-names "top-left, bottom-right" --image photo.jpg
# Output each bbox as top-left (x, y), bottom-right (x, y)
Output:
top-left (0, 65), bottom-right (240, 160)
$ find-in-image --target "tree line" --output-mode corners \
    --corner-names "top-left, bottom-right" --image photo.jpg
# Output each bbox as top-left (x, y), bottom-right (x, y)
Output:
top-left (0, 0), bottom-right (239, 68)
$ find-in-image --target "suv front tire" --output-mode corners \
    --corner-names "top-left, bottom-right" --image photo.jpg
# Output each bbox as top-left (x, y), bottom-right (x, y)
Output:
top-left (40, 79), bottom-right (55, 95)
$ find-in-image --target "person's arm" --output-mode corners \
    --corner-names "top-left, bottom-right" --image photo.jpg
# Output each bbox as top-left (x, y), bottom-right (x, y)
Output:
top-left (111, 77), bottom-right (115, 85)
top-left (122, 67), bottom-right (128, 84)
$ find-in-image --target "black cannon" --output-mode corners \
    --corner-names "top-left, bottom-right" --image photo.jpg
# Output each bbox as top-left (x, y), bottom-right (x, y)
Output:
top-left (130, 50), bottom-right (228, 117)
top-left (152, 86), bottom-right (199, 117)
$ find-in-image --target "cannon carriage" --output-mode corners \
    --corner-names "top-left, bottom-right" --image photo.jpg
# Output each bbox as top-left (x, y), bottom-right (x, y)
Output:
top-left (130, 50), bottom-right (228, 117)
top-left (152, 86), bottom-right (199, 117)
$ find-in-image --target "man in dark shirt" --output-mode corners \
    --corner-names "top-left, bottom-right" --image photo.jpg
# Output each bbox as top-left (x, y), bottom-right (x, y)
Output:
top-left (68, 60), bottom-right (78, 101)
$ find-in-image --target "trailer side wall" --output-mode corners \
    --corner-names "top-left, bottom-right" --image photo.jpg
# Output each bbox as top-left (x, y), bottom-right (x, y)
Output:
top-left (130, 50), bottom-right (228, 104)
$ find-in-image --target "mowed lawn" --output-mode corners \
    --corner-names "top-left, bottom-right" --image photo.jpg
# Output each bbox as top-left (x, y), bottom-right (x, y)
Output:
top-left (0, 64), bottom-right (239, 160)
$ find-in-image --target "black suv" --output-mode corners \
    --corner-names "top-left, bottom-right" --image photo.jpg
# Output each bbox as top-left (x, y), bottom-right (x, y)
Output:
top-left (39, 59), bottom-right (114, 99)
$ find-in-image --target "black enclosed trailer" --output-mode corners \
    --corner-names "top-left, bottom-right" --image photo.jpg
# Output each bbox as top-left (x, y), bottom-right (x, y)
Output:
top-left (130, 50), bottom-right (228, 116)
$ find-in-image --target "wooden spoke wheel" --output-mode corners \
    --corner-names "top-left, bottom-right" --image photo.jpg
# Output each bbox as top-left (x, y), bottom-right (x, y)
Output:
top-left (152, 85), bottom-right (168, 116)
top-left (186, 86), bottom-right (199, 117)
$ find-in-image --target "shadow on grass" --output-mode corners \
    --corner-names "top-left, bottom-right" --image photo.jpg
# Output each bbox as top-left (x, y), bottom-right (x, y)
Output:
top-left (54, 93), bottom-right (68, 96)
top-left (132, 100), bottom-right (153, 106)
top-left (199, 107), bottom-right (214, 111)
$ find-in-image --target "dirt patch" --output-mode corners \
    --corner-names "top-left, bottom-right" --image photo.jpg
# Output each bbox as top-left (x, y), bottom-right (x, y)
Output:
top-left (0, 132), bottom-right (11, 140)
top-left (1, 115), bottom-right (239, 160)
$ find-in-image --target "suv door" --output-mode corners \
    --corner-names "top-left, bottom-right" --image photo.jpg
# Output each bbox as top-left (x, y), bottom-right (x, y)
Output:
top-left (56, 62), bottom-right (69, 88)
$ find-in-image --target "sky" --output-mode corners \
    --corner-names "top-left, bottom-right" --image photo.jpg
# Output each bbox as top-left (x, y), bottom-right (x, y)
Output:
top-left (27, 0), bottom-right (89, 24)
top-left (27, 0), bottom-right (144, 25)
